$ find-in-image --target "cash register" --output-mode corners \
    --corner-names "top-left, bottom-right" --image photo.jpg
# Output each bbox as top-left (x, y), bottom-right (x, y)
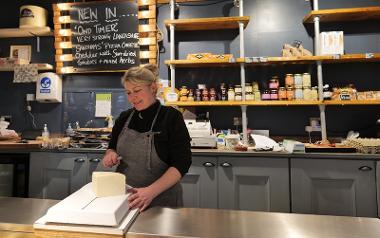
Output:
top-left (185, 119), bottom-right (216, 148)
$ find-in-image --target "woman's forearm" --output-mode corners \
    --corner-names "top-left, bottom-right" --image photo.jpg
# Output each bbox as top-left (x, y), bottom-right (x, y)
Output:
top-left (148, 167), bottom-right (181, 198)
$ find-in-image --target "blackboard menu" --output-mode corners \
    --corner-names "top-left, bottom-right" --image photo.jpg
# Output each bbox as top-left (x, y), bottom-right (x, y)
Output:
top-left (70, 1), bottom-right (139, 72)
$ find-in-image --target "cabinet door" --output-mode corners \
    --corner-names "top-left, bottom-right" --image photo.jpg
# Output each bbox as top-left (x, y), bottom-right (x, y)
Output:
top-left (291, 158), bottom-right (377, 217)
top-left (86, 153), bottom-right (116, 183)
top-left (181, 156), bottom-right (217, 208)
top-left (218, 157), bottom-right (289, 212)
top-left (29, 152), bottom-right (88, 199)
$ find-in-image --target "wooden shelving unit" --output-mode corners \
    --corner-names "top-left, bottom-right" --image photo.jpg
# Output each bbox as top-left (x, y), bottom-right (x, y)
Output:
top-left (321, 53), bottom-right (380, 63)
top-left (0, 27), bottom-right (53, 38)
top-left (324, 100), bottom-right (380, 106)
top-left (0, 63), bottom-right (53, 71)
top-left (303, 6), bottom-right (380, 23)
top-left (166, 100), bottom-right (322, 107)
top-left (164, 16), bottom-right (250, 31)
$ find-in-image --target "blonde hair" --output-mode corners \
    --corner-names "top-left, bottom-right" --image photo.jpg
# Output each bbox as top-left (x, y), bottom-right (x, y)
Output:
top-left (121, 64), bottom-right (159, 86)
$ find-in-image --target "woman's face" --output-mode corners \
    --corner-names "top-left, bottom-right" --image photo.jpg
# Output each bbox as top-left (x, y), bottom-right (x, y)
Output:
top-left (124, 81), bottom-right (157, 111)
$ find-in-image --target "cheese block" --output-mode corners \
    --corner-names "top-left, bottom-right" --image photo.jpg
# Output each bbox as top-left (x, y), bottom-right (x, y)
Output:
top-left (92, 172), bottom-right (126, 197)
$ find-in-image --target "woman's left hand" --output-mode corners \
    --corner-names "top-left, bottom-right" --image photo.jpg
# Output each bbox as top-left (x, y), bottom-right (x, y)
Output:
top-left (127, 187), bottom-right (157, 212)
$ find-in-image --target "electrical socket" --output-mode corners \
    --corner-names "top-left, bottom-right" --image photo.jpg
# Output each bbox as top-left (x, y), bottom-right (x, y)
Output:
top-left (26, 94), bottom-right (35, 102)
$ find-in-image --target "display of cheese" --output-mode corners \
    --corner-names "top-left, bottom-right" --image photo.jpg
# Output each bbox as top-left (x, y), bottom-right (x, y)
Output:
top-left (92, 172), bottom-right (126, 197)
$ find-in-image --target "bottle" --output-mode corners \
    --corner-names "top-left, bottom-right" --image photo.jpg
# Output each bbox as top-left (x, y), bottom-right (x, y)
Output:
top-left (42, 124), bottom-right (50, 139)
top-left (66, 123), bottom-right (75, 136)
top-left (41, 124), bottom-right (50, 148)
top-left (323, 84), bottom-right (332, 100)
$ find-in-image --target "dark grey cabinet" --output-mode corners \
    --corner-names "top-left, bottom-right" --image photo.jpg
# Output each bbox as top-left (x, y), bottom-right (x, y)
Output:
top-left (181, 156), bottom-right (217, 208)
top-left (218, 156), bottom-right (290, 212)
top-left (29, 152), bottom-right (88, 199)
top-left (377, 161), bottom-right (380, 218)
top-left (291, 158), bottom-right (377, 217)
top-left (182, 156), bottom-right (290, 212)
top-left (29, 152), bottom-right (112, 200)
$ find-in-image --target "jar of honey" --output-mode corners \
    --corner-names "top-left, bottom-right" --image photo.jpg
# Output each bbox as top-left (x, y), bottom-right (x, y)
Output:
top-left (279, 87), bottom-right (287, 100)
top-left (285, 74), bottom-right (294, 87)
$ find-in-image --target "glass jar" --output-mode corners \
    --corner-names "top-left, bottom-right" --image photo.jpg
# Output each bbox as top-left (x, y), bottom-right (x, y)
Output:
top-left (188, 89), bottom-right (194, 101)
top-left (286, 86), bottom-right (294, 100)
top-left (235, 92), bottom-right (242, 101)
top-left (270, 89), bottom-right (278, 100)
top-left (245, 92), bottom-right (254, 100)
top-left (228, 87), bottom-right (235, 101)
top-left (220, 84), bottom-right (227, 101)
top-left (311, 86), bottom-right (319, 101)
top-left (294, 74), bottom-right (303, 87)
top-left (209, 88), bottom-right (216, 101)
top-left (323, 84), bottom-right (332, 100)
top-left (253, 90), bottom-right (261, 101)
top-left (262, 90), bottom-right (271, 100)
top-left (245, 83), bottom-right (253, 93)
top-left (179, 86), bottom-right (188, 101)
top-left (252, 81), bottom-right (259, 91)
top-left (279, 87), bottom-right (287, 100)
top-left (202, 88), bottom-right (209, 101)
top-left (295, 86), bottom-right (303, 100)
top-left (303, 86), bottom-right (312, 100)
top-left (285, 74), bottom-right (294, 87)
top-left (269, 76), bottom-right (279, 89)
top-left (302, 73), bottom-right (311, 87)
top-left (234, 85), bottom-right (242, 94)
top-left (195, 89), bottom-right (201, 101)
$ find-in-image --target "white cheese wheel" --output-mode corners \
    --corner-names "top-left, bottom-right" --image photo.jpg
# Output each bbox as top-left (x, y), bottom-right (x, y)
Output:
top-left (92, 172), bottom-right (126, 197)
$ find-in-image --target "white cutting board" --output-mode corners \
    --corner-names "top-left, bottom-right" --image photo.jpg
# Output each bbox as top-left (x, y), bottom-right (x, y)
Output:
top-left (34, 182), bottom-right (138, 228)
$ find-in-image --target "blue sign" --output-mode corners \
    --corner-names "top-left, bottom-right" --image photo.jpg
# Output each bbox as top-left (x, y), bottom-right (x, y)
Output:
top-left (40, 77), bottom-right (51, 89)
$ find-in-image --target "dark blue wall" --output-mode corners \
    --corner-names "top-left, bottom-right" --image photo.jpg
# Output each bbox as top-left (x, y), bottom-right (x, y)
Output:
top-left (0, 0), bottom-right (379, 139)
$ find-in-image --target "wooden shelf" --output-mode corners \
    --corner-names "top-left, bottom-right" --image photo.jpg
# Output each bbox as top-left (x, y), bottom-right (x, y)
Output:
top-left (165, 100), bottom-right (322, 107)
top-left (0, 27), bottom-right (53, 38)
top-left (164, 16), bottom-right (250, 31)
top-left (165, 59), bottom-right (242, 67)
top-left (324, 100), bottom-right (380, 105)
top-left (303, 7), bottom-right (380, 23)
top-left (0, 63), bottom-right (53, 71)
top-left (242, 54), bottom-right (380, 65)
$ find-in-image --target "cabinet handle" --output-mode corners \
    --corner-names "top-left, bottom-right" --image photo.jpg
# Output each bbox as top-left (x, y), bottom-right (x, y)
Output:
top-left (358, 166), bottom-right (372, 171)
top-left (74, 158), bottom-right (85, 163)
top-left (220, 162), bottom-right (232, 168)
top-left (89, 158), bottom-right (101, 163)
top-left (203, 162), bottom-right (215, 167)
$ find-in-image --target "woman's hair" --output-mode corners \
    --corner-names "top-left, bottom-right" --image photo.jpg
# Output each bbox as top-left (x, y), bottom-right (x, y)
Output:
top-left (121, 64), bottom-right (159, 86)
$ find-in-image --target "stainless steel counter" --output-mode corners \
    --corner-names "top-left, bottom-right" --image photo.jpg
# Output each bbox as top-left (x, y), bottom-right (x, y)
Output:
top-left (128, 207), bottom-right (380, 238)
top-left (2, 197), bottom-right (379, 238)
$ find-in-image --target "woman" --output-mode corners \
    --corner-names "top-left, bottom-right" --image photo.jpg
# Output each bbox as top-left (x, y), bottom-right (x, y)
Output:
top-left (103, 64), bottom-right (191, 211)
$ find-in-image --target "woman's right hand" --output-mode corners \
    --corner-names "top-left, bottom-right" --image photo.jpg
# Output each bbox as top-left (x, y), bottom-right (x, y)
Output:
top-left (102, 149), bottom-right (120, 167)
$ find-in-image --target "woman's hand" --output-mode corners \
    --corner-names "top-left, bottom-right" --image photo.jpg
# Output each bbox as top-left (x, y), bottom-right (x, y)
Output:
top-left (127, 187), bottom-right (158, 212)
top-left (102, 149), bottom-right (120, 167)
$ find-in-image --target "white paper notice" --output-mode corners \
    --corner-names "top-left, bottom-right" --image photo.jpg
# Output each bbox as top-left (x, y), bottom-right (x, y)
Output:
top-left (95, 93), bottom-right (112, 117)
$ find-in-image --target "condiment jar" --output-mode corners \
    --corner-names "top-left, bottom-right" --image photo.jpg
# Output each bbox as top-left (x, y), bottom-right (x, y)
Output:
top-left (269, 76), bottom-right (279, 89)
top-left (311, 86), bottom-right (318, 101)
top-left (246, 92), bottom-right (254, 100)
top-left (252, 81), bottom-right (259, 91)
top-left (228, 87), bottom-right (235, 101)
top-left (285, 74), bottom-right (294, 87)
top-left (270, 89), bottom-right (278, 100)
top-left (323, 84), bottom-right (332, 100)
top-left (220, 83), bottom-right (227, 101)
top-left (279, 87), bottom-right (287, 100)
top-left (234, 85), bottom-right (242, 94)
top-left (195, 89), bottom-right (201, 101)
top-left (245, 83), bottom-right (253, 93)
top-left (295, 86), bottom-right (303, 100)
top-left (209, 88), bottom-right (217, 101)
top-left (202, 88), bottom-right (209, 101)
top-left (187, 89), bottom-right (194, 101)
top-left (253, 90), bottom-right (261, 101)
top-left (262, 90), bottom-right (271, 100)
top-left (286, 86), bottom-right (294, 100)
top-left (294, 74), bottom-right (303, 87)
top-left (235, 92), bottom-right (242, 101)
top-left (303, 86), bottom-right (312, 100)
top-left (302, 73), bottom-right (311, 87)
top-left (180, 86), bottom-right (188, 101)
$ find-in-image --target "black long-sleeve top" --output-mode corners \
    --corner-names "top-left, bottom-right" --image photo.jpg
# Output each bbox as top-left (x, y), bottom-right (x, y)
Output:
top-left (108, 101), bottom-right (192, 177)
